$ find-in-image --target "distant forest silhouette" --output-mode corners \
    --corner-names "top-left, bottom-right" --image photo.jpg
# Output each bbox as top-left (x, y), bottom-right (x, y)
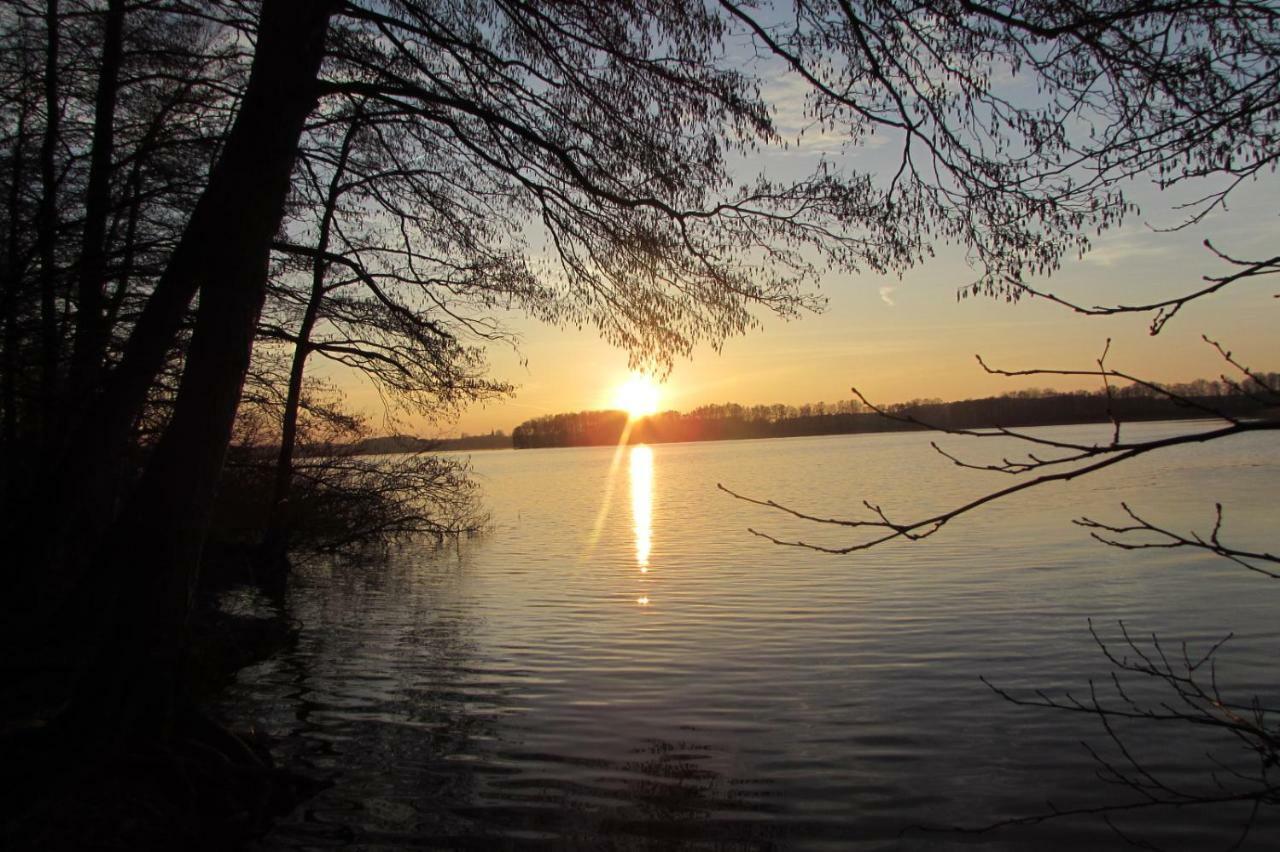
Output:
top-left (510, 374), bottom-right (1280, 449)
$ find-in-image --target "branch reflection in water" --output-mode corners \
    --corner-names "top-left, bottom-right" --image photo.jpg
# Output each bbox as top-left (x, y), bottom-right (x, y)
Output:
top-left (631, 444), bottom-right (654, 604)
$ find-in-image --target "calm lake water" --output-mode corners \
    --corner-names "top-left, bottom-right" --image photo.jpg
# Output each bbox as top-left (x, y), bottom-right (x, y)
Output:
top-left (221, 423), bottom-right (1279, 850)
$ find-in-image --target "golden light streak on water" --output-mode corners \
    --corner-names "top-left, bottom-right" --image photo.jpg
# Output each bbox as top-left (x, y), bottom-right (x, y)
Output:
top-left (630, 445), bottom-right (653, 569)
top-left (583, 420), bottom-right (634, 558)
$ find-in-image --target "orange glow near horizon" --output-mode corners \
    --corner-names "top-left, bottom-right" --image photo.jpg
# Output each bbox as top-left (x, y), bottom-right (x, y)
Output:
top-left (612, 373), bottom-right (661, 419)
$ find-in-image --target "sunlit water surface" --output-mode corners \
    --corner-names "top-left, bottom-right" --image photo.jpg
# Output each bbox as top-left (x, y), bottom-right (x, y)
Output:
top-left (221, 424), bottom-right (1279, 850)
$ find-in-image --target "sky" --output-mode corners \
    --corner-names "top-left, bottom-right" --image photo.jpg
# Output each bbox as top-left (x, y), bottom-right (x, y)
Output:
top-left (325, 164), bottom-right (1277, 439)
top-left (324, 40), bottom-right (1280, 439)
top-left (329, 215), bottom-right (1274, 437)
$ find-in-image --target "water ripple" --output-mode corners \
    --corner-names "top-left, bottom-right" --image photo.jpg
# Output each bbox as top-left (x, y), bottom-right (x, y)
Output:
top-left (222, 425), bottom-right (1280, 850)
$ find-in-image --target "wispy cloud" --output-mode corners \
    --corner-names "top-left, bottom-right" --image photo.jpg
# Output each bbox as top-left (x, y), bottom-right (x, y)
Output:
top-left (879, 285), bottom-right (897, 307)
top-left (1080, 231), bottom-right (1166, 267)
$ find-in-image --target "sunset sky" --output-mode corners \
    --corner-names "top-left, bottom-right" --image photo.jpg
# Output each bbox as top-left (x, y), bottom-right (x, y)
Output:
top-left (329, 164), bottom-right (1277, 438)
top-left (323, 63), bottom-right (1280, 439)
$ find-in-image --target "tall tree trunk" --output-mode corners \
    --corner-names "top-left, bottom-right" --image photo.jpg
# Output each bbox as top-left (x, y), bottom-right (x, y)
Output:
top-left (1, 102), bottom-right (30, 477)
top-left (36, 0), bottom-right (61, 445)
top-left (67, 0), bottom-right (125, 403)
top-left (257, 271), bottom-right (323, 579)
top-left (35, 0), bottom-right (333, 601)
top-left (259, 111), bottom-right (363, 575)
top-left (71, 0), bottom-right (336, 737)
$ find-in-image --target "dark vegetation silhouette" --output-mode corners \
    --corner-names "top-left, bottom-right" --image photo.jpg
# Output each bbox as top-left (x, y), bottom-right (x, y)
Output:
top-left (212, 392), bottom-right (487, 589)
top-left (0, 0), bottom-right (1275, 848)
top-left (0, 1), bottom-right (938, 847)
top-left (512, 376), bottom-right (1279, 448)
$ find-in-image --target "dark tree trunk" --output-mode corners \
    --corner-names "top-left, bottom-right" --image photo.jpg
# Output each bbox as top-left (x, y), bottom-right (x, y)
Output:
top-left (36, 0), bottom-right (334, 592)
top-left (259, 112), bottom-right (362, 577)
top-left (67, 0), bottom-right (125, 403)
top-left (1, 101), bottom-right (30, 476)
top-left (36, 0), bottom-right (61, 444)
top-left (62, 0), bottom-right (336, 736)
top-left (256, 273), bottom-right (322, 580)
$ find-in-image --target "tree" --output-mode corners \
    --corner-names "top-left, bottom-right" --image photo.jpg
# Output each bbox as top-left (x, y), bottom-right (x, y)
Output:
top-left (2, 0), bottom-right (944, 748)
top-left (254, 98), bottom-right (516, 571)
top-left (1, 0), bottom-right (251, 562)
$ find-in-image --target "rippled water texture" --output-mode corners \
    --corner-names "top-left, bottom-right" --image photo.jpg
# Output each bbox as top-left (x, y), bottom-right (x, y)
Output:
top-left (221, 424), bottom-right (1280, 850)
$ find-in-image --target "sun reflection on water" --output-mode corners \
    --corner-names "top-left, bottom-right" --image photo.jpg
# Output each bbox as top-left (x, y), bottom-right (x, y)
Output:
top-left (630, 445), bottom-right (653, 570)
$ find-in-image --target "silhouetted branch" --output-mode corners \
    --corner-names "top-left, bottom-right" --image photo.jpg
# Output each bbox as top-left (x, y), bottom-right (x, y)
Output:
top-left (1076, 503), bottom-right (1280, 580)
top-left (719, 415), bottom-right (1269, 554)
top-left (975, 340), bottom-right (1238, 424)
top-left (723, 340), bottom-right (1277, 556)
top-left (910, 620), bottom-right (1279, 847)
top-left (1003, 242), bottom-right (1280, 335)
top-left (1202, 336), bottom-right (1280, 404)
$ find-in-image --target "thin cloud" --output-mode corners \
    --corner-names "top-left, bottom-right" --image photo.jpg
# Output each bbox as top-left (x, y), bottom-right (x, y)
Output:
top-left (879, 285), bottom-right (897, 307)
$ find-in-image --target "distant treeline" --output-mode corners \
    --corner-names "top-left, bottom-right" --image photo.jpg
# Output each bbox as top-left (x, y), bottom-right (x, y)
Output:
top-left (511, 376), bottom-right (1279, 449)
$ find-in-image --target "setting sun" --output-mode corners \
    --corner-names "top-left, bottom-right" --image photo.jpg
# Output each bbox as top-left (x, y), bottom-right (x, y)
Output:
top-left (612, 374), bottom-right (661, 419)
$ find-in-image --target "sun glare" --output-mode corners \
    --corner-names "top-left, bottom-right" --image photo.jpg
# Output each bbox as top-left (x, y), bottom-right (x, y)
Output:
top-left (612, 374), bottom-right (661, 419)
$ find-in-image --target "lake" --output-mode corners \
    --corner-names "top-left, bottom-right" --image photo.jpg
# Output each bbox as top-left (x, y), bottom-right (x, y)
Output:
top-left (220, 423), bottom-right (1279, 850)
